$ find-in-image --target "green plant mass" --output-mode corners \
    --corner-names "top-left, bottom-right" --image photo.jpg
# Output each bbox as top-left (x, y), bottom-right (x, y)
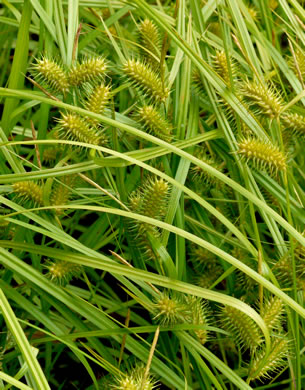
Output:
top-left (1, 0), bottom-right (305, 389)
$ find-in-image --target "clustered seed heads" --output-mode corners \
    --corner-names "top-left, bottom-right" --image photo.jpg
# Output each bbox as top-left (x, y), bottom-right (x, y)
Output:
top-left (135, 105), bottom-right (172, 141)
top-left (56, 112), bottom-right (108, 146)
top-left (12, 181), bottom-right (44, 206)
top-left (45, 259), bottom-right (82, 286)
top-left (68, 57), bottom-right (107, 86)
top-left (241, 80), bottom-right (283, 118)
top-left (123, 59), bottom-right (169, 102)
top-left (288, 48), bottom-right (305, 80)
top-left (32, 57), bottom-right (69, 94)
top-left (261, 297), bottom-right (284, 331)
top-left (138, 19), bottom-right (161, 70)
top-left (237, 137), bottom-right (287, 175)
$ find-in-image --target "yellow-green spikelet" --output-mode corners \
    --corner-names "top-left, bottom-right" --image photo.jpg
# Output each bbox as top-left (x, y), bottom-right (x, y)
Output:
top-left (12, 181), bottom-right (44, 205)
top-left (68, 57), bottom-right (107, 86)
top-left (249, 337), bottom-right (289, 381)
top-left (281, 111), bottom-right (305, 139)
top-left (237, 137), bottom-right (287, 174)
top-left (56, 112), bottom-right (107, 146)
top-left (138, 19), bottom-right (161, 69)
top-left (32, 57), bottom-right (69, 94)
top-left (135, 105), bottom-right (172, 141)
top-left (84, 84), bottom-right (111, 125)
top-left (123, 59), bottom-right (169, 102)
top-left (221, 305), bottom-right (263, 351)
top-left (50, 175), bottom-right (76, 215)
top-left (241, 80), bottom-right (283, 118)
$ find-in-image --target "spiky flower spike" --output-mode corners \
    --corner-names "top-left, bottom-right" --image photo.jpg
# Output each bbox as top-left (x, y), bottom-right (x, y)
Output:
top-left (123, 59), bottom-right (169, 103)
top-left (56, 112), bottom-right (108, 147)
top-left (241, 80), bottom-right (283, 119)
top-left (221, 305), bottom-right (263, 351)
top-left (12, 181), bottom-right (44, 206)
top-left (288, 48), bottom-right (305, 80)
top-left (187, 296), bottom-right (209, 345)
top-left (50, 175), bottom-right (76, 215)
top-left (43, 147), bottom-right (58, 165)
top-left (237, 137), bottom-right (287, 175)
top-left (213, 50), bottom-right (237, 86)
top-left (191, 150), bottom-right (224, 187)
top-left (83, 83), bottom-right (111, 126)
top-left (248, 336), bottom-right (289, 381)
top-left (112, 364), bottom-right (158, 390)
top-left (153, 291), bottom-right (192, 326)
top-left (281, 111), bottom-right (305, 140)
top-left (138, 19), bottom-right (161, 69)
top-left (45, 259), bottom-right (82, 286)
top-left (68, 57), bottom-right (107, 86)
top-left (261, 297), bottom-right (284, 331)
top-left (134, 105), bottom-right (172, 141)
top-left (32, 57), bottom-right (69, 95)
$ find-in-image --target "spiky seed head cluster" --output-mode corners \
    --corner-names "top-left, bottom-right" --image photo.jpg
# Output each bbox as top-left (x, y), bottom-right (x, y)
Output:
top-left (84, 84), bottom-right (111, 125)
top-left (56, 112), bottom-right (108, 146)
top-left (221, 305), bottom-right (263, 351)
top-left (237, 137), bottom-right (287, 175)
top-left (281, 111), bottom-right (305, 140)
top-left (195, 271), bottom-right (222, 289)
top-left (12, 181), bottom-right (44, 206)
top-left (261, 297), bottom-right (284, 331)
top-left (45, 259), bottom-right (82, 286)
top-left (140, 177), bottom-right (169, 221)
top-left (231, 248), bottom-right (257, 292)
top-left (123, 59), bottom-right (169, 103)
top-left (68, 57), bottom-right (107, 86)
top-left (213, 50), bottom-right (237, 86)
top-left (191, 150), bottom-right (224, 186)
top-left (50, 175), bottom-right (76, 215)
top-left (112, 364), bottom-right (158, 390)
top-left (135, 105), bottom-right (172, 141)
top-left (248, 337), bottom-right (289, 381)
top-left (241, 80), bottom-right (283, 118)
top-left (138, 19), bottom-right (161, 69)
top-left (32, 57), bottom-right (69, 94)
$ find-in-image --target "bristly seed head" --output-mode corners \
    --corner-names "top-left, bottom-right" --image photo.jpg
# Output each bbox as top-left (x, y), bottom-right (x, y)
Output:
top-left (68, 57), bottom-right (107, 86)
top-left (281, 111), bottom-right (305, 140)
top-left (237, 137), bottom-right (287, 175)
top-left (32, 57), bottom-right (69, 94)
top-left (45, 259), bottom-right (82, 286)
top-left (135, 105), bottom-right (172, 141)
top-left (123, 59), bottom-right (169, 103)
top-left (56, 112), bottom-right (108, 147)
top-left (138, 19), bottom-right (161, 70)
top-left (241, 80), bottom-right (283, 118)
top-left (83, 83), bottom-right (111, 125)
top-left (12, 181), bottom-right (44, 206)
